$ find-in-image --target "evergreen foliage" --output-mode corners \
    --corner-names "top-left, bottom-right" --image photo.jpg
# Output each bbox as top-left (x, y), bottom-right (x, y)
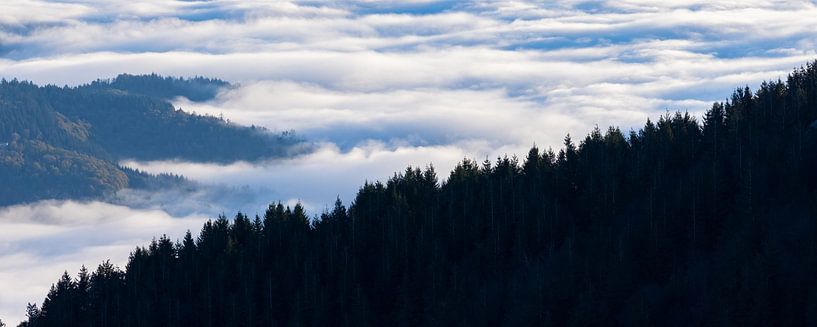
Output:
top-left (83, 73), bottom-right (230, 102)
top-left (0, 75), bottom-right (304, 205)
top-left (19, 63), bottom-right (817, 326)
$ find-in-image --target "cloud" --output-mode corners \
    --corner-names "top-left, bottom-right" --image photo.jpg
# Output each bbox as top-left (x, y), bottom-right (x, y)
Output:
top-left (0, 1), bottom-right (90, 26)
top-left (171, 81), bottom-right (586, 150)
top-left (109, 183), bottom-right (269, 218)
top-left (3, 0), bottom-right (817, 324)
top-left (0, 201), bottom-right (207, 324)
top-left (121, 142), bottom-right (472, 214)
top-left (3, 0), bottom-right (817, 60)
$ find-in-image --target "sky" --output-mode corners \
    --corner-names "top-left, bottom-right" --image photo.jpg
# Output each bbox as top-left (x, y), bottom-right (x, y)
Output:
top-left (2, 0), bottom-right (817, 324)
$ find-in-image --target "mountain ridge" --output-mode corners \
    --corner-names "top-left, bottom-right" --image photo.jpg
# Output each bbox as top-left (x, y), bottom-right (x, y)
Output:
top-left (0, 74), bottom-right (305, 205)
top-left (15, 62), bottom-right (817, 326)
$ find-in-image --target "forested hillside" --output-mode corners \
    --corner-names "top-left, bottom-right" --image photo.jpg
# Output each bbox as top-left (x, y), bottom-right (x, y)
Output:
top-left (0, 75), bottom-right (304, 205)
top-left (81, 73), bottom-right (229, 102)
top-left (18, 63), bottom-right (817, 326)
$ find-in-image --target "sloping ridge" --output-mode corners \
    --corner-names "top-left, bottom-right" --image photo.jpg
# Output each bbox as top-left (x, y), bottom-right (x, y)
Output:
top-left (0, 74), bottom-right (304, 205)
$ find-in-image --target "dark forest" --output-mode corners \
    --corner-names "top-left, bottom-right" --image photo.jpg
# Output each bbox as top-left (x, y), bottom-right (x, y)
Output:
top-left (0, 74), bottom-right (304, 205)
top-left (15, 62), bottom-right (817, 326)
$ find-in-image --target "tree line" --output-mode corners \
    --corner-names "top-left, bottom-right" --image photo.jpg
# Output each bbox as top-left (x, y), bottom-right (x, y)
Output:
top-left (15, 62), bottom-right (817, 326)
top-left (0, 74), bottom-right (306, 205)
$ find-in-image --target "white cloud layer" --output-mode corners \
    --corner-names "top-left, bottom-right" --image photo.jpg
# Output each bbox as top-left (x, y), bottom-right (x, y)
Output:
top-left (0, 201), bottom-right (206, 324)
top-left (123, 142), bottom-right (471, 212)
top-left (3, 0), bottom-right (817, 324)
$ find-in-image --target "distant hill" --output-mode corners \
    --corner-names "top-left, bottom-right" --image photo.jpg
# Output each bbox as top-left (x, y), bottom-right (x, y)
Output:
top-left (82, 73), bottom-right (229, 102)
top-left (0, 75), bottom-right (306, 205)
top-left (0, 140), bottom-right (127, 204)
top-left (16, 62), bottom-right (817, 326)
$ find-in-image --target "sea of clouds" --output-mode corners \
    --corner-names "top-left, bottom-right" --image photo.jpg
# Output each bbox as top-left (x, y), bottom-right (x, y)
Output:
top-left (2, 0), bottom-right (817, 323)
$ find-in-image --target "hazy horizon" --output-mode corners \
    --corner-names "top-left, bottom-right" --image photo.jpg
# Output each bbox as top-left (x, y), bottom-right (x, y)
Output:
top-left (4, 0), bottom-right (817, 324)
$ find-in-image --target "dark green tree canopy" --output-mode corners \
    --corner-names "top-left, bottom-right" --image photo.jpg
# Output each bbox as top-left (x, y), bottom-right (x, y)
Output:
top-left (0, 74), bottom-right (306, 205)
top-left (18, 62), bottom-right (817, 326)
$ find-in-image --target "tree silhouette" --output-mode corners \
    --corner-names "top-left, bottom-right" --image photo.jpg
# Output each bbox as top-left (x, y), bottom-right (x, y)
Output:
top-left (18, 62), bottom-right (817, 326)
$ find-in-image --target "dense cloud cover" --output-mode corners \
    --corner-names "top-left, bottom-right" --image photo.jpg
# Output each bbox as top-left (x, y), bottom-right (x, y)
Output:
top-left (2, 0), bottom-right (817, 323)
top-left (0, 201), bottom-right (206, 324)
